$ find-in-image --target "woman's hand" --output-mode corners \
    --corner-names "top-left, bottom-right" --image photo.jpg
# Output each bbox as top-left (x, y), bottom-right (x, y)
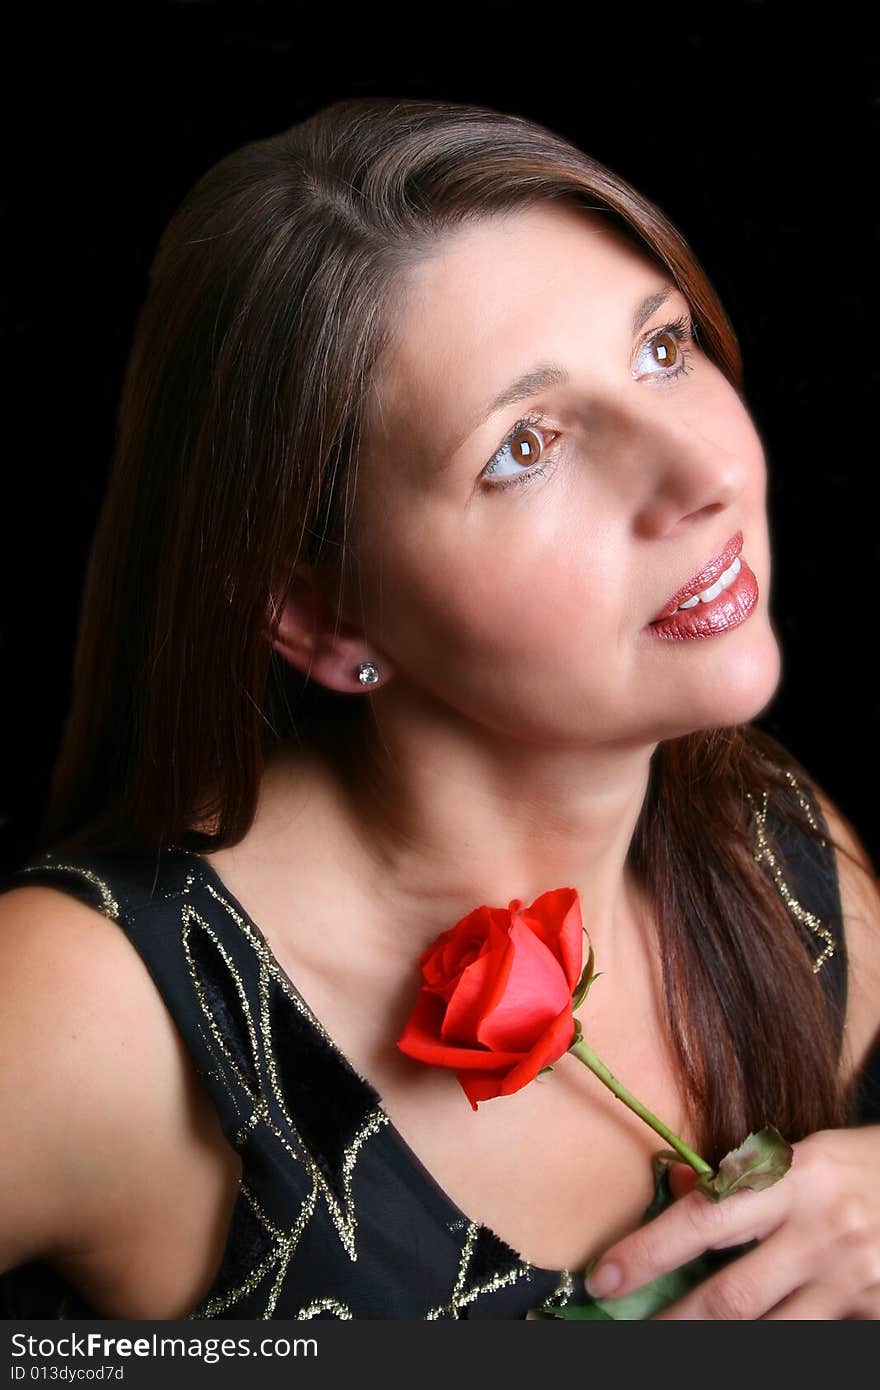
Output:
top-left (584, 1126), bottom-right (880, 1319)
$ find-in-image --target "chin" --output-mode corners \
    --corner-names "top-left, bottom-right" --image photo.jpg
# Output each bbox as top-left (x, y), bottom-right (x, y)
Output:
top-left (696, 629), bottom-right (784, 732)
top-left (645, 623), bottom-right (784, 741)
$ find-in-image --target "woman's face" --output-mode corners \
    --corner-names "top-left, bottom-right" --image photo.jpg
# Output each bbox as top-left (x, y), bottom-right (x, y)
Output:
top-left (348, 201), bottom-right (781, 747)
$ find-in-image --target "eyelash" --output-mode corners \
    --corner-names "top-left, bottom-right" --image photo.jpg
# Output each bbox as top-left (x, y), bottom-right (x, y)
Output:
top-left (481, 312), bottom-right (697, 492)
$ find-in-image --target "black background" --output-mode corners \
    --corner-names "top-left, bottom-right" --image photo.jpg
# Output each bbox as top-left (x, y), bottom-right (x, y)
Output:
top-left (3, 0), bottom-right (878, 871)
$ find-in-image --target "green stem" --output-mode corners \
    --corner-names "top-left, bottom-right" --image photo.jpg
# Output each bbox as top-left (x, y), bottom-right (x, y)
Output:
top-left (568, 1036), bottom-right (714, 1179)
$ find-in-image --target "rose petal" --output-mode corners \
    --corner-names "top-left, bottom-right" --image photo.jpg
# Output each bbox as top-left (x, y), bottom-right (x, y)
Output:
top-left (516, 888), bottom-right (584, 991)
top-left (495, 1005), bottom-right (577, 1095)
top-left (397, 989), bottom-right (523, 1071)
top-left (421, 907), bottom-right (512, 995)
top-left (456, 1067), bottom-right (510, 1110)
top-left (456, 1006), bottom-right (576, 1110)
top-left (475, 916), bottom-right (572, 1051)
top-left (441, 934), bottom-right (514, 1046)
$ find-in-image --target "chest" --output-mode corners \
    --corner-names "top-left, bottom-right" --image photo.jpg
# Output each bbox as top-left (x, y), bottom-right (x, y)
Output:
top-left (352, 971), bottom-right (691, 1272)
top-left (62, 861), bottom-right (693, 1318)
top-left (237, 868), bottom-right (694, 1274)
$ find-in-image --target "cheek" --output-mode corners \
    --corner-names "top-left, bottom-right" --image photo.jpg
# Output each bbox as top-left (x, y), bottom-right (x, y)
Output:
top-left (363, 505), bottom-right (637, 743)
top-left (367, 490), bottom-right (617, 678)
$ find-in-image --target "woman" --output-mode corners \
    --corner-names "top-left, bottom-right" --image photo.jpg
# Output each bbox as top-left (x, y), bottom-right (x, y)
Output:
top-left (2, 97), bottom-right (879, 1321)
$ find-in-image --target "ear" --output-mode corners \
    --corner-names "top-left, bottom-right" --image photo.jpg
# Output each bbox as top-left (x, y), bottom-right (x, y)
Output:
top-left (267, 563), bottom-right (393, 694)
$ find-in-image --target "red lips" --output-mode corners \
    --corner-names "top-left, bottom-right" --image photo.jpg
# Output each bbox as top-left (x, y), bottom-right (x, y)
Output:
top-left (650, 531), bottom-right (744, 623)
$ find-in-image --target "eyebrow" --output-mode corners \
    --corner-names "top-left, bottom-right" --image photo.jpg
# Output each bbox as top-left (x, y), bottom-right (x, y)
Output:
top-left (469, 283), bottom-right (679, 436)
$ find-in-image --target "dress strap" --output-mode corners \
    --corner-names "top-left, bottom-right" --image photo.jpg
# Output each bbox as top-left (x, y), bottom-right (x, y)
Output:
top-left (747, 768), bottom-right (848, 1044)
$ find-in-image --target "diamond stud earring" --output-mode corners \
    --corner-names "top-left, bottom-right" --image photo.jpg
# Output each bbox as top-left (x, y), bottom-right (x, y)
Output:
top-left (357, 661), bottom-right (380, 686)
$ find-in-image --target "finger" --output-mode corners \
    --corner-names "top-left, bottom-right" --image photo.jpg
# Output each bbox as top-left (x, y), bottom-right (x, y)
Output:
top-left (763, 1279), bottom-right (880, 1321)
top-left (761, 1289), bottom-right (843, 1320)
top-left (585, 1180), bottom-right (789, 1301)
top-left (650, 1228), bottom-right (804, 1320)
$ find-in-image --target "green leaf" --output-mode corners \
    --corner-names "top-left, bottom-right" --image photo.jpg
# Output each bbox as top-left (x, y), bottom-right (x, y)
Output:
top-left (587, 1157), bottom-right (708, 1318)
top-left (705, 1125), bottom-right (793, 1199)
top-left (528, 1154), bottom-right (755, 1322)
top-left (536, 1064), bottom-right (555, 1076)
top-left (571, 942), bottom-right (603, 1011)
top-left (527, 1255), bottom-right (713, 1321)
top-left (592, 1257), bottom-right (714, 1320)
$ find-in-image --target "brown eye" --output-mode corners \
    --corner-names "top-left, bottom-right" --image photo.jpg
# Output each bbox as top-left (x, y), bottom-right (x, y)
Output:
top-left (649, 329), bottom-right (681, 369)
top-left (507, 424), bottom-right (545, 466)
top-left (636, 314), bottom-right (695, 387)
top-left (481, 411), bottom-right (561, 491)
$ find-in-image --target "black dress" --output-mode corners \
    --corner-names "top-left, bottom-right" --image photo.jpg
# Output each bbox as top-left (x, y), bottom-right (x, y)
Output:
top-left (0, 771), bottom-right (873, 1320)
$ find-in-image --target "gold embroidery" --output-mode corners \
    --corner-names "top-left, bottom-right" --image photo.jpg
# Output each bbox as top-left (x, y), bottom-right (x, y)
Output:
top-left (180, 907), bottom-right (263, 1106)
top-left (535, 1268), bottom-right (576, 1309)
top-left (424, 1220), bottom-right (538, 1319)
top-left (782, 767), bottom-right (828, 847)
top-left (14, 854), bottom-right (205, 919)
top-left (186, 886), bottom-right (391, 1264)
top-left (187, 1182), bottom-right (291, 1319)
top-left (293, 1297), bottom-right (355, 1319)
top-left (747, 773), bottom-right (836, 974)
top-left (15, 859), bottom-right (123, 922)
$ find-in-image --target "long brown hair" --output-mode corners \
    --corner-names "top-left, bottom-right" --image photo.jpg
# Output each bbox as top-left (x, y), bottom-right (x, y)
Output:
top-left (33, 97), bottom-right (867, 1162)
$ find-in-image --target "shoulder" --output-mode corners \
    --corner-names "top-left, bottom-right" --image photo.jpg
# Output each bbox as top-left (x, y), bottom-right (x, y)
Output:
top-left (808, 787), bottom-right (880, 1087)
top-left (0, 881), bottom-right (182, 1072)
top-left (0, 883), bottom-right (239, 1290)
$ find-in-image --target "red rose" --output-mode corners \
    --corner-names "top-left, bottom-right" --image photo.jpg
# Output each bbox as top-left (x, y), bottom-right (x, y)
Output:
top-left (396, 887), bottom-right (584, 1110)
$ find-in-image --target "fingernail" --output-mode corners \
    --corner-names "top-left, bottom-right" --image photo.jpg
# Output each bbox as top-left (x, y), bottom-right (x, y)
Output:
top-left (585, 1261), bottom-right (622, 1297)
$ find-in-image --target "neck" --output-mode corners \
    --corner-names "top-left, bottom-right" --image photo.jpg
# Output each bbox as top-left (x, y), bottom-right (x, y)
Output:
top-left (271, 695), bottom-right (659, 971)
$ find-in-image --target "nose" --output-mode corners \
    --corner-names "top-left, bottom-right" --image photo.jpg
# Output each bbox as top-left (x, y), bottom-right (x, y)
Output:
top-left (631, 413), bottom-right (750, 539)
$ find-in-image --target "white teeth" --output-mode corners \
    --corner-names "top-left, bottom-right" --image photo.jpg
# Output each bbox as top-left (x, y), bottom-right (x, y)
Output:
top-left (674, 555), bottom-right (741, 612)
